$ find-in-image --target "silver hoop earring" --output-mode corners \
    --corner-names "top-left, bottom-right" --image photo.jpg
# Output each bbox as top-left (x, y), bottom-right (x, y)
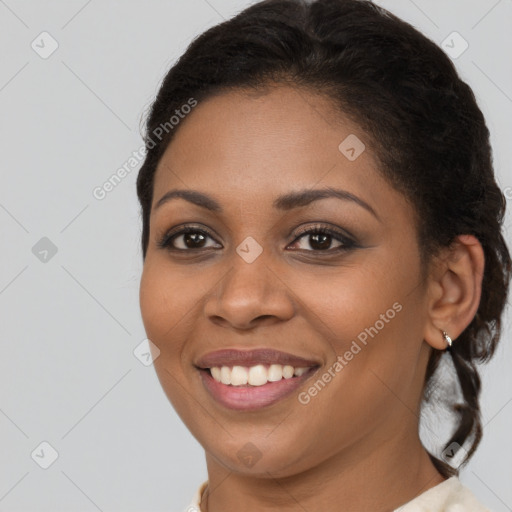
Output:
top-left (442, 331), bottom-right (452, 351)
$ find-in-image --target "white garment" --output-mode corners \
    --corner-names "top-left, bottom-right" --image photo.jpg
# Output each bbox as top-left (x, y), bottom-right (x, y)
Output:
top-left (182, 476), bottom-right (491, 511)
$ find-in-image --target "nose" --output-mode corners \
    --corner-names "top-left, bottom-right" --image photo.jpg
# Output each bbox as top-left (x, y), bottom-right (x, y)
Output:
top-left (203, 253), bottom-right (295, 330)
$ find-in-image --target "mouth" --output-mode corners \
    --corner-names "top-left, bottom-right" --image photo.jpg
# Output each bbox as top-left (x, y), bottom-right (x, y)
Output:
top-left (195, 348), bottom-right (322, 410)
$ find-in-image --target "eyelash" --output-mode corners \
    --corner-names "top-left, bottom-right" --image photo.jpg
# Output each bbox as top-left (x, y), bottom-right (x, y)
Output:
top-left (157, 223), bottom-right (357, 255)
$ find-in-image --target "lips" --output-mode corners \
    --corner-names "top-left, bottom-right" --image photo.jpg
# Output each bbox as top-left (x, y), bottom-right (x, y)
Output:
top-left (194, 348), bottom-right (322, 410)
top-left (195, 348), bottom-right (322, 369)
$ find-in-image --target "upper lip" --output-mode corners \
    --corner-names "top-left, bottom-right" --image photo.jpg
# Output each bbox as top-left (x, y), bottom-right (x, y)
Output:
top-left (195, 348), bottom-right (322, 369)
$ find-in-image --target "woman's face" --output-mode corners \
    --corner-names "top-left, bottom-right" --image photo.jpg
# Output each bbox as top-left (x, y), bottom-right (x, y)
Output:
top-left (139, 84), bottom-right (434, 476)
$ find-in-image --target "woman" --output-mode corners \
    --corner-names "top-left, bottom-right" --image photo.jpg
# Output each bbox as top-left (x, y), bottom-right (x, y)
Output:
top-left (136, 0), bottom-right (511, 510)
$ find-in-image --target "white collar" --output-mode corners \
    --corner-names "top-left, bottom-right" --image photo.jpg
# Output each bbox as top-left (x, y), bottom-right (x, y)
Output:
top-left (183, 476), bottom-right (490, 511)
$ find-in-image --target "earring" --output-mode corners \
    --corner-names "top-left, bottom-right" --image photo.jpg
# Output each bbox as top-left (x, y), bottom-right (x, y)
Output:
top-left (442, 331), bottom-right (452, 351)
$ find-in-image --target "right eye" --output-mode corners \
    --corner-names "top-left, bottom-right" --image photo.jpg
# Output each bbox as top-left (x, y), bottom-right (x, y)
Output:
top-left (157, 226), bottom-right (222, 251)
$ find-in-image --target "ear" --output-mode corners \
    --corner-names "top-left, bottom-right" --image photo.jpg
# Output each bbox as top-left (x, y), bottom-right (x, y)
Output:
top-left (423, 235), bottom-right (485, 350)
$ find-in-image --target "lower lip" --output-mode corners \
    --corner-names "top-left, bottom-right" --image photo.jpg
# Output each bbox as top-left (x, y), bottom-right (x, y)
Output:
top-left (198, 367), bottom-right (319, 411)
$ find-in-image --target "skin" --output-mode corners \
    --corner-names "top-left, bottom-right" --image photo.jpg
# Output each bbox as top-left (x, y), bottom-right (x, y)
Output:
top-left (139, 83), bottom-right (484, 511)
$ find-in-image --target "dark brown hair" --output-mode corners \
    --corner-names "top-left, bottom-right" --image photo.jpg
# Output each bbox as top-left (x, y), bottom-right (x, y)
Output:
top-left (136, 0), bottom-right (511, 477)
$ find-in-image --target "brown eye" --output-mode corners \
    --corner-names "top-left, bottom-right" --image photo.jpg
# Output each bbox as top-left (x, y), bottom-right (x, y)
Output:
top-left (158, 226), bottom-right (221, 251)
top-left (288, 226), bottom-right (356, 253)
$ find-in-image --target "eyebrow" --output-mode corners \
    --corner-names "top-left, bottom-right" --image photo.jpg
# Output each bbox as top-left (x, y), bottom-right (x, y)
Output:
top-left (154, 187), bottom-right (380, 220)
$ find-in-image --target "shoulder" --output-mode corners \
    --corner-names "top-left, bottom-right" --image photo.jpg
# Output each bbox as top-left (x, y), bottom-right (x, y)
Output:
top-left (396, 476), bottom-right (491, 511)
top-left (181, 481), bottom-right (207, 512)
top-left (180, 477), bottom-right (490, 511)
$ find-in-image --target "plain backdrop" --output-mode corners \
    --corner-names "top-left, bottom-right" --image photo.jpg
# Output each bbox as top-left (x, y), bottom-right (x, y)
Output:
top-left (1, 0), bottom-right (511, 510)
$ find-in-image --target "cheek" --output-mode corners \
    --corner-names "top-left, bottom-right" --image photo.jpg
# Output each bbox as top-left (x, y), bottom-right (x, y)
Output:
top-left (139, 258), bottom-right (201, 413)
top-left (294, 262), bottom-right (407, 341)
top-left (139, 257), bottom-right (201, 344)
top-left (295, 250), bottom-right (424, 391)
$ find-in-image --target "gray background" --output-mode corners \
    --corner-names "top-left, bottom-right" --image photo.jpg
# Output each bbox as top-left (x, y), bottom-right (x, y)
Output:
top-left (0, 0), bottom-right (511, 510)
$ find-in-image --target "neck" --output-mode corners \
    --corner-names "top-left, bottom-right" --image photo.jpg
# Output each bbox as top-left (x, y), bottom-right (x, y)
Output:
top-left (202, 429), bottom-right (445, 512)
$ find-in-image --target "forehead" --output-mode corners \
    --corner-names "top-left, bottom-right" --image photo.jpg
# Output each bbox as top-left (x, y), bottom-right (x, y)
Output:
top-left (151, 84), bottom-right (409, 221)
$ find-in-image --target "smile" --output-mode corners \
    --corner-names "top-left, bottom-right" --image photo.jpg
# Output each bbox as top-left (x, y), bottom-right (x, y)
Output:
top-left (195, 348), bottom-right (321, 410)
top-left (210, 364), bottom-right (310, 386)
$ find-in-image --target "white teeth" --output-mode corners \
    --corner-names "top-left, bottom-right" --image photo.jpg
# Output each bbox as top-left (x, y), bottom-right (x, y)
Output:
top-left (220, 366), bottom-right (231, 385)
top-left (248, 365), bottom-right (267, 386)
top-left (208, 364), bottom-right (311, 386)
top-left (268, 364), bottom-right (283, 382)
top-left (211, 367), bottom-right (221, 381)
top-left (282, 365), bottom-right (294, 379)
top-left (230, 365), bottom-right (248, 386)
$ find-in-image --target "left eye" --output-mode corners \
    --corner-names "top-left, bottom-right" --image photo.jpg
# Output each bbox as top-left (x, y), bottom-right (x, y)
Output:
top-left (289, 228), bottom-right (354, 252)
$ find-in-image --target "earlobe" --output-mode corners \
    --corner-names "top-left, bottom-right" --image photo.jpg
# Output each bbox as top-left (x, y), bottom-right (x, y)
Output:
top-left (423, 234), bottom-right (485, 351)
